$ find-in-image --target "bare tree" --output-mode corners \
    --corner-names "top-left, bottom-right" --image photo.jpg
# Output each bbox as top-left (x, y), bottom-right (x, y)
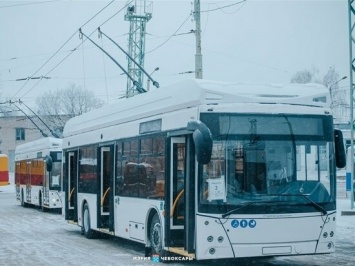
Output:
top-left (290, 67), bottom-right (347, 121)
top-left (36, 83), bottom-right (104, 135)
top-left (290, 66), bottom-right (321, 84)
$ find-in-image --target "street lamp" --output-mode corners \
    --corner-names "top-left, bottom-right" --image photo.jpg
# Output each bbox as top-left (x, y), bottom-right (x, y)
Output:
top-left (147, 67), bottom-right (159, 91)
top-left (329, 76), bottom-right (347, 89)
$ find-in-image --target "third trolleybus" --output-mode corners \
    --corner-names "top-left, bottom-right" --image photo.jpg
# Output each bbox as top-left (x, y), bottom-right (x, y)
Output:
top-left (0, 154), bottom-right (9, 186)
top-left (15, 137), bottom-right (63, 211)
top-left (62, 79), bottom-right (345, 261)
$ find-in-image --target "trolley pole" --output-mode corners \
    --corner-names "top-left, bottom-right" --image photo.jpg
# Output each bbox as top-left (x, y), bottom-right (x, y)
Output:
top-left (194, 0), bottom-right (203, 79)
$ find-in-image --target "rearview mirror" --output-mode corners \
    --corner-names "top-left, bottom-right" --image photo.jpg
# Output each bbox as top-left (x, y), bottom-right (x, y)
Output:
top-left (334, 129), bottom-right (346, 168)
top-left (45, 155), bottom-right (53, 172)
top-left (187, 121), bottom-right (213, 164)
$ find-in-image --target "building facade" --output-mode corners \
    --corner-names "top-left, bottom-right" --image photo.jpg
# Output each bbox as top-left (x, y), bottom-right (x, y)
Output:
top-left (0, 115), bottom-right (68, 172)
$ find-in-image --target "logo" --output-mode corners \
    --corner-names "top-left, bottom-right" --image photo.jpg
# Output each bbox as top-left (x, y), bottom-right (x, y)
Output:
top-left (151, 254), bottom-right (160, 263)
top-left (230, 219), bottom-right (257, 229)
top-left (248, 219), bottom-right (256, 228)
top-left (240, 219), bottom-right (248, 228)
top-left (231, 219), bottom-right (239, 228)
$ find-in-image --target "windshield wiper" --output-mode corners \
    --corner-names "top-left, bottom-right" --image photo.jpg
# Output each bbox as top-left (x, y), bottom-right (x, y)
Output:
top-left (221, 201), bottom-right (269, 218)
top-left (298, 194), bottom-right (327, 215)
top-left (269, 193), bottom-right (327, 215)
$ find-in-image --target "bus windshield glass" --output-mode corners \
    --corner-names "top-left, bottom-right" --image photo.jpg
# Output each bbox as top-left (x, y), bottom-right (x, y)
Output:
top-left (199, 113), bottom-right (336, 215)
top-left (50, 151), bottom-right (62, 190)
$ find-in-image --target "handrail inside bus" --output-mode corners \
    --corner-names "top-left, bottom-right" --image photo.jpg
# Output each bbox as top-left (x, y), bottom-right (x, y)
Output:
top-left (101, 187), bottom-right (111, 207)
top-left (170, 189), bottom-right (184, 218)
top-left (69, 188), bottom-right (75, 202)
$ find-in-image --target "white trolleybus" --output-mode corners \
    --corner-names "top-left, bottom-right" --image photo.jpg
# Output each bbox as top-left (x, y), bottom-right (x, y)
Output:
top-left (62, 79), bottom-right (345, 261)
top-left (15, 137), bottom-right (63, 211)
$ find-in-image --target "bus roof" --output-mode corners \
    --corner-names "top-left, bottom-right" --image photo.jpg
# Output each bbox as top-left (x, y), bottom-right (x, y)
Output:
top-left (63, 79), bottom-right (329, 138)
top-left (15, 137), bottom-right (62, 159)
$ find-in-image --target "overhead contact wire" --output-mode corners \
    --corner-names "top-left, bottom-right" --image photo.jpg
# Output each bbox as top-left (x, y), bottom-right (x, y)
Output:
top-left (13, 0), bottom-right (117, 99)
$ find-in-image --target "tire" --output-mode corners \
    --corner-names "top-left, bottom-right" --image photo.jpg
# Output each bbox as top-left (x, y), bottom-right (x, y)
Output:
top-left (83, 203), bottom-right (95, 239)
top-left (150, 213), bottom-right (163, 255)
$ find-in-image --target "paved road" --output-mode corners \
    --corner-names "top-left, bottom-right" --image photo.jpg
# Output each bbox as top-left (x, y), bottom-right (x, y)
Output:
top-left (0, 186), bottom-right (354, 266)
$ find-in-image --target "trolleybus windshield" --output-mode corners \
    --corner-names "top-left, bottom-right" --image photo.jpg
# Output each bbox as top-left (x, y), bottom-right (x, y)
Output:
top-left (50, 151), bottom-right (62, 190)
top-left (199, 113), bottom-right (336, 215)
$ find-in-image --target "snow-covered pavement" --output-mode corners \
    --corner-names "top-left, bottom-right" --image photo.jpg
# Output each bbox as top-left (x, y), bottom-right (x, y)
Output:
top-left (1, 175), bottom-right (354, 266)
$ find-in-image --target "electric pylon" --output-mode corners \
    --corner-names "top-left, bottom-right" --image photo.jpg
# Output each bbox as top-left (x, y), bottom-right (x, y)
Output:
top-left (124, 1), bottom-right (152, 97)
top-left (348, 0), bottom-right (355, 208)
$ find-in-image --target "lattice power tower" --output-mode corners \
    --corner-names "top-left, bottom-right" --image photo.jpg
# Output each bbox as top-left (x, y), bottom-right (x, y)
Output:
top-left (348, 0), bottom-right (355, 208)
top-left (125, 1), bottom-right (152, 97)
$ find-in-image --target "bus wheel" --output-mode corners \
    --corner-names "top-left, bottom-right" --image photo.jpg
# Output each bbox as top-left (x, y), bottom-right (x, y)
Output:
top-left (150, 213), bottom-right (162, 255)
top-left (83, 203), bottom-right (95, 239)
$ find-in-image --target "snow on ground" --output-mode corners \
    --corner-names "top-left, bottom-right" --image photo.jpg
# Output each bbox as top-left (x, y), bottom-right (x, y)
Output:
top-left (0, 174), bottom-right (355, 266)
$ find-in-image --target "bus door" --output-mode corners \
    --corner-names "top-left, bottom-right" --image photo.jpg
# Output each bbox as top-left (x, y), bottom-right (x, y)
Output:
top-left (66, 151), bottom-right (78, 221)
top-left (167, 136), bottom-right (196, 253)
top-left (98, 146), bottom-right (114, 231)
top-left (168, 137), bottom-right (186, 247)
top-left (43, 160), bottom-right (50, 206)
top-left (26, 160), bottom-right (31, 203)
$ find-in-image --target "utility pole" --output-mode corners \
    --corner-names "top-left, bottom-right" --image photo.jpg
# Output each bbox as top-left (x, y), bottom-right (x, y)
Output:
top-left (124, 0), bottom-right (152, 97)
top-left (194, 0), bottom-right (203, 79)
top-left (348, 0), bottom-right (355, 209)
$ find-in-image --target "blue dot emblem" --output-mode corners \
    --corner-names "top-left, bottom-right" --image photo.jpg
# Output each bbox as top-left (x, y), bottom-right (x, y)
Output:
top-left (249, 219), bottom-right (256, 228)
top-left (231, 219), bottom-right (239, 228)
top-left (240, 219), bottom-right (248, 228)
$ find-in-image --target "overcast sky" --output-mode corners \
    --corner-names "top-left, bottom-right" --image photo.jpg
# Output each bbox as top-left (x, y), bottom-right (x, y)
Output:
top-left (0, 0), bottom-right (350, 108)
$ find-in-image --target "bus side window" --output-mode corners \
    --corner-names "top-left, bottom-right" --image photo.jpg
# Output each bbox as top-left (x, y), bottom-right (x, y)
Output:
top-left (143, 164), bottom-right (156, 194)
top-left (123, 163), bottom-right (139, 197)
top-left (116, 142), bottom-right (123, 196)
top-left (116, 174), bottom-right (124, 195)
top-left (138, 164), bottom-right (148, 197)
top-left (154, 171), bottom-right (165, 198)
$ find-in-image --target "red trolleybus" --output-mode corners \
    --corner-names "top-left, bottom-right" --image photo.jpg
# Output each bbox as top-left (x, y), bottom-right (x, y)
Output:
top-left (62, 79), bottom-right (345, 261)
top-left (15, 137), bottom-right (62, 211)
top-left (0, 154), bottom-right (9, 186)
